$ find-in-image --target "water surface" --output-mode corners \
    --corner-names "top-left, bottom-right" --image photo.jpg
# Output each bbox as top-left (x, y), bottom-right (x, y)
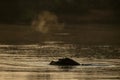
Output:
top-left (0, 42), bottom-right (120, 80)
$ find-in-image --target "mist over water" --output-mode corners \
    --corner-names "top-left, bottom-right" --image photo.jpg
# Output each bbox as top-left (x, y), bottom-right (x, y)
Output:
top-left (32, 11), bottom-right (64, 34)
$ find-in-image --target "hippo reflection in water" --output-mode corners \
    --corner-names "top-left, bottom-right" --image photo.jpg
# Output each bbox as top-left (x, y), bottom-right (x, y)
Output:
top-left (49, 58), bottom-right (80, 66)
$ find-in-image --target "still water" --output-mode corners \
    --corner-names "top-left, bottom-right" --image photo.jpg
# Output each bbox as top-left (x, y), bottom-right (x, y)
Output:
top-left (0, 42), bottom-right (120, 80)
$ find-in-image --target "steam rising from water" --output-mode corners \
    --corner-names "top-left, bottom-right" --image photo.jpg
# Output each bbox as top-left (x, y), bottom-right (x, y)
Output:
top-left (32, 11), bottom-right (64, 34)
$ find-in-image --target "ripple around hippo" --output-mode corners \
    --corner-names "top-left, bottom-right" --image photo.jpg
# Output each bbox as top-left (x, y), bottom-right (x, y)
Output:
top-left (49, 58), bottom-right (112, 67)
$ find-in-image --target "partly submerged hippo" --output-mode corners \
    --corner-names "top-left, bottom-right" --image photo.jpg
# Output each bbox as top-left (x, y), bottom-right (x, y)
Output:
top-left (49, 58), bottom-right (80, 66)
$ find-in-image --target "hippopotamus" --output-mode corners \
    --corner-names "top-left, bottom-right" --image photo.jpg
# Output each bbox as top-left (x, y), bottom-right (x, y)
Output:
top-left (49, 58), bottom-right (80, 66)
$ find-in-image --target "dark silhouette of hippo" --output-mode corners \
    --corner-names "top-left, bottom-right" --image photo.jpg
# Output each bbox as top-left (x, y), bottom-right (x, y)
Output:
top-left (49, 58), bottom-right (80, 66)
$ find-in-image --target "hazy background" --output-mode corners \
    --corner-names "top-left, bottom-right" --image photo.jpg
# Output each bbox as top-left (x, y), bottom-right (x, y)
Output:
top-left (0, 0), bottom-right (120, 44)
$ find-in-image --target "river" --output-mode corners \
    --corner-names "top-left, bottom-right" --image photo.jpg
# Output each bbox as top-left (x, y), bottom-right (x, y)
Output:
top-left (0, 42), bottom-right (120, 80)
